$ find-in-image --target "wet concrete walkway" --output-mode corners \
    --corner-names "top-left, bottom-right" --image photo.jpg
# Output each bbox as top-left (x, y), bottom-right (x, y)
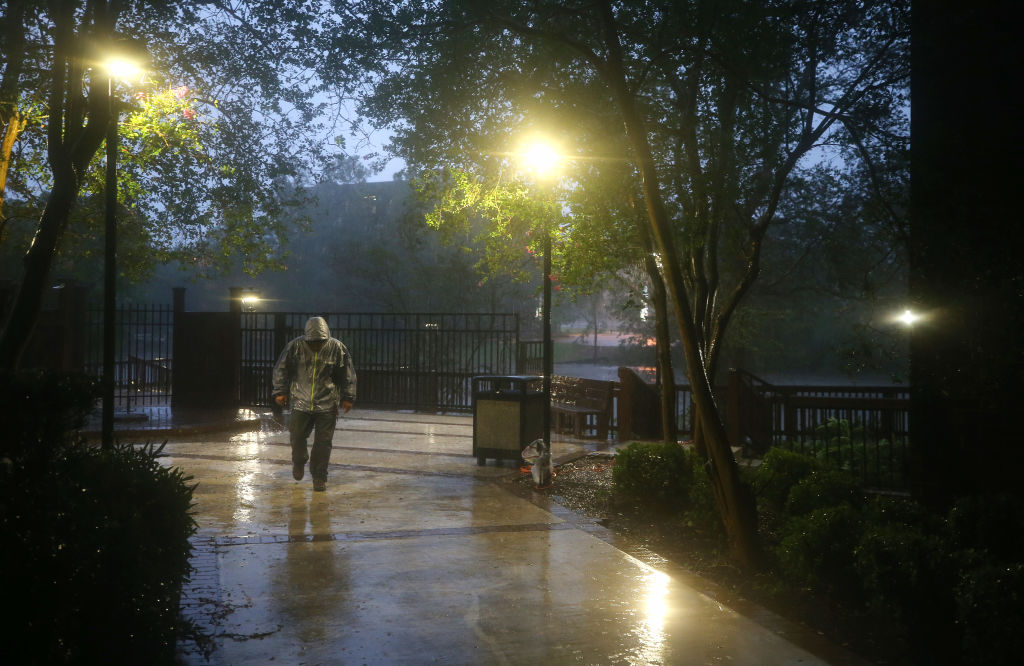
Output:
top-left (165, 409), bottom-right (864, 665)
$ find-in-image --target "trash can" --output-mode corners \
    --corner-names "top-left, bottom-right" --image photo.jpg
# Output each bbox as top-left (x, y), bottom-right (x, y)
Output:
top-left (472, 375), bottom-right (544, 466)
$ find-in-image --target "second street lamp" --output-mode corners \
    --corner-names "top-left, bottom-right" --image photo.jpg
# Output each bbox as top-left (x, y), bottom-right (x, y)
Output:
top-left (521, 139), bottom-right (562, 453)
top-left (101, 52), bottom-right (143, 449)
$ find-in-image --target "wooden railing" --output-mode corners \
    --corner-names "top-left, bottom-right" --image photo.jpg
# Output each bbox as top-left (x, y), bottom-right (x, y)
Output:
top-left (725, 370), bottom-right (909, 488)
top-left (612, 368), bottom-right (909, 489)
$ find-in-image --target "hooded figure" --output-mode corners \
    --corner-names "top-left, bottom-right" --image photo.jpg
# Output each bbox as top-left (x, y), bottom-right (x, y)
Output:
top-left (272, 316), bottom-right (356, 490)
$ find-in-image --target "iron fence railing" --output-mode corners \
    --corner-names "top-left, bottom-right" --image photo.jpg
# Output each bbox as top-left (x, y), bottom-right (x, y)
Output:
top-left (517, 340), bottom-right (544, 375)
top-left (84, 303), bottom-right (174, 409)
top-left (241, 312), bottom-right (520, 412)
top-left (772, 391), bottom-right (909, 489)
top-left (729, 370), bottom-right (909, 488)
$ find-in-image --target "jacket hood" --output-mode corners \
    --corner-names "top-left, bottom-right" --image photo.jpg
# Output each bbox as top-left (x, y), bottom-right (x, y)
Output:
top-left (304, 316), bottom-right (330, 341)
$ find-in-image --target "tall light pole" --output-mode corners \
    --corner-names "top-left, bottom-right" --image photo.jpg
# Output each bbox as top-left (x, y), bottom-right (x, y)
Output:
top-left (521, 140), bottom-right (561, 451)
top-left (101, 54), bottom-right (142, 449)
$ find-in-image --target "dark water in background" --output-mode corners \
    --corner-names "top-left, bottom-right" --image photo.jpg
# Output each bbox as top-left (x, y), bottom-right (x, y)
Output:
top-left (556, 362), bottom-right (905, 387)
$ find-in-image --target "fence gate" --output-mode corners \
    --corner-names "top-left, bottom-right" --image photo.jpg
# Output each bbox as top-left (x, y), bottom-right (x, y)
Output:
top-left (240, 312), bottom-right (520, 412)
top-left (83, 303), bottom-right (175, 409)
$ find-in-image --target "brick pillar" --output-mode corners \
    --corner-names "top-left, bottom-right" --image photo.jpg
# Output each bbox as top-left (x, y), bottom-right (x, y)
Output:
top-left (228, 286), bottom-right (242, 313)
top-left (173, 287), bottom-right (185, 314)
top-left (57, 281), bottom-right (88, 371)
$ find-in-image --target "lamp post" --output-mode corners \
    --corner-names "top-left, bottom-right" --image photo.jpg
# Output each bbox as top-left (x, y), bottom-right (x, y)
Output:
top-left (100, 54), bottom-right (142, 449)
top-left (542, 216), bottom-right (553, 450)
top-left (521, 140), bottom-right (561, 452)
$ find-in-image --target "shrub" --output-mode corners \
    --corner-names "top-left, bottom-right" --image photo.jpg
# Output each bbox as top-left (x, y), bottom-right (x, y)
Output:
top-left (0, 369), bottom-right (97, 461)
top-left (946, 492), bottom-right (1024, 562)
top-left (956, 561), bottom-right (1024, 666)
top-left (754, 447), bottom-right (822, 511)
top-left (945, 493), bottom-right (1024, 666)
top-left (612, 441), bottom-right (724, 536)
top-left (854, 506), bottom-right (945, 615)
top-left (774, 503), bottom-right (864, 601)
top-left (0, 371), bottom-right (197, 664)
top-left (784, 468), bottom-right (861, 516)
top-left (853, 504), bottom-right (960, 663)
top-left (612, 441), bottom-right (694, 506)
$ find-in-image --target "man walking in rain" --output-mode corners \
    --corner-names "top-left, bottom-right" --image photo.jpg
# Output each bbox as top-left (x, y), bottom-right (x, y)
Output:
top-left (273, 316), bottom-right (356, 491)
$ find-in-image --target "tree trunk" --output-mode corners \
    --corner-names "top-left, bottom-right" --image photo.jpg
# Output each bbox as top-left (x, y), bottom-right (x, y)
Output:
top-left (636, 215), bottom-right (677, 445)
top-left (0, 2), bottom-right (113, 370)
top-left (599, 1), bottom-right (762, 570)
top-left (652, 271), bottom-right (677, 446)
top-left (0, 179), bottom-right (80, 370)
top-left (0, 111), bottom-right (24, 236)
top-left (0, 0), bottom-right (27, 236)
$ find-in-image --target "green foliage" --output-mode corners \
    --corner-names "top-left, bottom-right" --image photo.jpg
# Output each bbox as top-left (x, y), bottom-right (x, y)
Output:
top-left (0, 371), bottom-right (197, 664)
top-left (419, 169), bottom-right (562, 285)
top-left (0, 1), bottom-right (358, 289)
top-left (608, 437), bottom-right (1024, 665)
top-left (852, 500), bottom-right (946, 616)
top-left (945, 492), bottom-right (1024, 562)
top-left (335, 0), bottom-right (910, 376)
top-left (753, 446), bottom-right (824, 510)
top-left (611, 442), bottom-right (720, 532)
top-left (782, 418), bottom-right (908, 488)
top-left (955, 562), bottom-right (1024, 666)
top-left (945, 493), bottom-right (1024, 666)
top-left (784, 468), bottom-right (861, 516)
top-left (612, 442), bottom-right (694, 506)
top-left (0, 370), bottom-right (98, 456)
top-left (775, 503), bottom-right (864, 600)
top-left (762, 470), bottom-right (1024, 665)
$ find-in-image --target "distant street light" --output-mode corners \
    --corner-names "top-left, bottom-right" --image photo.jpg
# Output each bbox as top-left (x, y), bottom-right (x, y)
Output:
top-left (518, 137), bottom-right (563, 453)
top-left (896, 308), bottom-right (921, 327)
top-left (101, 48), bottom-right (145, 449)
top-left (241, 293), bottom-right (261, 312)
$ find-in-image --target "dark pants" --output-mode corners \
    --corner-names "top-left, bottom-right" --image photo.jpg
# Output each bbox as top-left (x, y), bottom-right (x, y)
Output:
top-left (289, 409), bottom-right (337, 480)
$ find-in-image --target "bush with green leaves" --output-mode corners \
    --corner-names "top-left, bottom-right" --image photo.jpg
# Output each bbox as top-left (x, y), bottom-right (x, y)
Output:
top-left (0, 369), bottom-right (97, 458)
top-left (784, 468), bottom-right (861, 516)
top-left (945, 493), bottom-right (1024, 666)
top-left (803, 418), bottom-right (906, 487)
top-left (956, 561), bottom-right (1024, 666)
top-left (848, 493), bottom-right (1024, 665)
top-left (612, 441), bottom-right (694, 505)
top-left (774, 503), bottom-right (865, 601)
top-left (612, 441), bottom-right (720, 533)
top-left (0, 371), bottom-right (197, 665)
top-left (753, 446), bottom-right (824, 511)
top-left (853, 498), bottom-right (948, 611)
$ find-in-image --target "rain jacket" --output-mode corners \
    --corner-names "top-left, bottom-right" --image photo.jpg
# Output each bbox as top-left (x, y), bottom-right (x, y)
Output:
top-left (272, 317), bottom-right (356, 413)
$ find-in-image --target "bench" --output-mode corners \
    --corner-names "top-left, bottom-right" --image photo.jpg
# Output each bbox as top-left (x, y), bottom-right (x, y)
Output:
top-left (550, 375), bottom-right (614, 440)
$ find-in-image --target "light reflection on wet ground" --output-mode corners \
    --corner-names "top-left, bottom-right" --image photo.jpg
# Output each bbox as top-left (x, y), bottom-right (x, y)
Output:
top-left (171, 409), bottom-right (849, 665)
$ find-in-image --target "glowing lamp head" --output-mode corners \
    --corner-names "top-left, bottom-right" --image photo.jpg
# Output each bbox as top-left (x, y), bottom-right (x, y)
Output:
top-left (521, 140), bottom-right (561, 179)
top-left (241, 295), bottom-right (260, 311)
top-left (103, 56), bottom-right (144, 84)
top-left (897, 308), bottom-right (920, 326)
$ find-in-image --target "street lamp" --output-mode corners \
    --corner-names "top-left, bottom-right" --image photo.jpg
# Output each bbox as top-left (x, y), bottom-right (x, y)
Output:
top-left (101, 52), bottom-right (144, 449)
top-left (897, 308), bottom-right (921, 326)
top-left (241, 293), bottom-right (261, 312)
top-left (519, 138), bottom-right (562, 453)
top-left (890, 307), bottom-right (926, 329)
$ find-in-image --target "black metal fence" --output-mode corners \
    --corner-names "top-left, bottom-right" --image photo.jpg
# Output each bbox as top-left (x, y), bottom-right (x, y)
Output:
top-left (241, 312), bottom-right (520, 412)
top-left (771, 387), bottom-right (909, 489)
top-left (517, 340), bottom-right (544, 375)
top-left (721, 370), bottom-right (909, 488)
top-left (83, 303), bottom-right (174, 409)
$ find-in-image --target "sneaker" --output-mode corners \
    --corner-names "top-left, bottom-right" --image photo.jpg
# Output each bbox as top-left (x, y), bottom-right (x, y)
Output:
top-left (293, 462), bottom-right (304, 481)
top-left (312, 478), bottom-right (326, 492)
